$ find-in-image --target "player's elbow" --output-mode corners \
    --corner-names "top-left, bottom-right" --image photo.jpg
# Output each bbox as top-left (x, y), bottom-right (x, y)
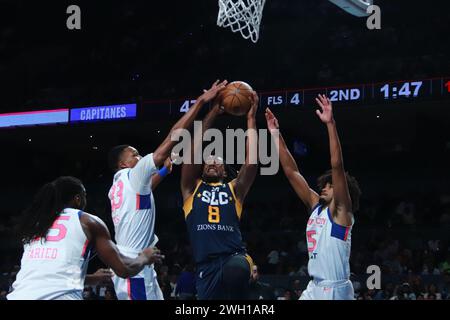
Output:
top-left (117, 270), bottom-right (134, 279)
top-left (111, 265), bottom-right (132, 279)
top-left (113, 269), bottom-right (127, 279)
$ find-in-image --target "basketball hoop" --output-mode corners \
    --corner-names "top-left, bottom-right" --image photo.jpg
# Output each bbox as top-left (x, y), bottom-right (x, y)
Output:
top-left (217, 0), bottom-right (267, 43)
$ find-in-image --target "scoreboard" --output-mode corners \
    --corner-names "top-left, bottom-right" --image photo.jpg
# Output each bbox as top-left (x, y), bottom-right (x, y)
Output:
top-left (161, 77), bottom-right (450, 116)
top-left (1, 77), bottom-right (449, 128)
top-left (248, 78), bottom-right (448, 109)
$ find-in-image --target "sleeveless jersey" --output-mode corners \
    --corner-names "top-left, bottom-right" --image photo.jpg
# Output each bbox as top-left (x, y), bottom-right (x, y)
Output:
top-left (183, 181), bottom-right (246, 264)
top-left (8, 208), bottom-right (92, 300)
top-left (306, 203), bottom-right (353, 282)
top-left (108, 168), bottom-right (157, 252)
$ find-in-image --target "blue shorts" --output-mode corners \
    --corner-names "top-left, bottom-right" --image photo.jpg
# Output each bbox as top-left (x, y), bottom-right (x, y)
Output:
top-left (196, 252), bottom-right (253, 300)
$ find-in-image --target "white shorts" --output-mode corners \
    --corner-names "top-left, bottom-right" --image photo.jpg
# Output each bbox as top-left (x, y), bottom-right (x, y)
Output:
top-left (56, 291), bottom-right (83, 300)
top-left (299, 279), bottom-right (354, 300)
top-left (112, 245), bottom-right (163, 300)
top-left (113, 264), bottom-right (163, 300)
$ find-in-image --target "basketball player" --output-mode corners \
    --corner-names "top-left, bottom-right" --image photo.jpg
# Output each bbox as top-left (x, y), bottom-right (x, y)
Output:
top-left (265, 94), bottom-right (361, 300)
top-left (7, 176), bottom-right (163, 300)
top-left (180, 91), bottom-right (259, 300)
top-left (107, 80), bottom-right (228, 300)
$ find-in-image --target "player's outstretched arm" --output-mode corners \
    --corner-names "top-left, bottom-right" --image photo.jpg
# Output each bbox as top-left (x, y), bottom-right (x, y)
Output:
top-left (153, 80), bottom-right (228, 167)
top-left (232, 91), bottom-right (259, 203)
top-left (265, 108), bottom-right (319, 210)
top-left (315, 94), bottom-right (352, 226)
top-left (81, 214), bottom-right (164, 278)
top-left (127, 80), bottom-right (227, 195)
top-left (181, 98), bottom-right (224, 201)
top-left (151, 157), bottom-right (173, 191)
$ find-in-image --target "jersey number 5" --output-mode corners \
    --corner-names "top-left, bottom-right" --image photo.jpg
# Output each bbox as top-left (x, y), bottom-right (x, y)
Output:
top-left (46, 216), bottom-right (70, 242)
top-left (307, 230), bottom-right (317, 252)
top-left (208, 206), bottom-right (220, 223)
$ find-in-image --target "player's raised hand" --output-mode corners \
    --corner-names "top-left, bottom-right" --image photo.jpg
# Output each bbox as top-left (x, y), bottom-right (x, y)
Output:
top-left (265, 108), bottom-right (279, 132)
top-left (141, 247), bottom-right (165, 265)
top-left (211, 96), bottom-right (226, 115)
top-left (199, 79), bottom-right (228, 103)
top-left (315, 94), bottom-right (334, 124)
top-left (247, 91), bottom-right (259, 120)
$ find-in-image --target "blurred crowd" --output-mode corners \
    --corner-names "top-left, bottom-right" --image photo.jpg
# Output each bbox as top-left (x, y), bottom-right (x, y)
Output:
top-left (1, 189), bottom-right (449, 300)
top-left (1, 0), bottom-right (448, 112)
top-left (1, 258), bottom-right (449, 300)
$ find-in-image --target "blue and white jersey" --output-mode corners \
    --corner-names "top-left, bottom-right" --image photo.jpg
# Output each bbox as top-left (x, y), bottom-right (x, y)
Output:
top-left (306, 203), bottom-right (353, 282)
top-left (108, 153), bottom-right (159, 256)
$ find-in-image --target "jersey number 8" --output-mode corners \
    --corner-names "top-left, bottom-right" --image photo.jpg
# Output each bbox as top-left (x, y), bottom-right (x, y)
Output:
top-left (208, 206), bottom-right (220, 223)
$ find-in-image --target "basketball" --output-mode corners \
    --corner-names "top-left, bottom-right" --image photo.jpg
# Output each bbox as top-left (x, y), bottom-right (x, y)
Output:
top-left (219, 81), bottom-right (254, 116)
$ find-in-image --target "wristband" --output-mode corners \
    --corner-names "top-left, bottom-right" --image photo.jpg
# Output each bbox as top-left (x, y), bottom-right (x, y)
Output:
top-left (158, 166), bottom-right (169, 178)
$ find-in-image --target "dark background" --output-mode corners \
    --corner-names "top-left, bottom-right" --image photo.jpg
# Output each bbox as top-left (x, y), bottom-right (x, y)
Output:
top-left (0, 0), bottom-right (449, 300)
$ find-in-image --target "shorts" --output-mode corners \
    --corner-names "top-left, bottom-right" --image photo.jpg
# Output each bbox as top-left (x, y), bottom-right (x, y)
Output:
top-left (299, 279), bottom-right (354, 300)
top-left (112, 245), bottom-right (163, 300)
top-left (113, 264), bottom-right (163, 300)
top-left (56, 291), bottom-right (83, 300)
top-left (196, 252), bottom-right (253, 300)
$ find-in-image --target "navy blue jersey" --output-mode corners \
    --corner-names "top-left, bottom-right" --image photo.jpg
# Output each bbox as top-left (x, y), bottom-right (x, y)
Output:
top-left (183, 180), bottom-right (246, 264)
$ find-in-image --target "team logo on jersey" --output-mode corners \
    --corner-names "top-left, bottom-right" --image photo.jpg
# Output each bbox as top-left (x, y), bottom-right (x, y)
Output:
top-left (200, 188), bottom-right (230, 206)
top-left (307, 217), bottom-right (327, 226)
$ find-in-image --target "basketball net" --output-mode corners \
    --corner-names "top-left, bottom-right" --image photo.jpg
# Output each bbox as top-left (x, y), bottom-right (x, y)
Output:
top-left (217, 0), bottom-right (266, 43)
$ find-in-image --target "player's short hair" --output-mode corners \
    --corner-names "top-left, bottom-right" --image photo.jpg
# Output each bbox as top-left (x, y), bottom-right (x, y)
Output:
top-left (317, 170), bottom-right (362, 212)
top-left (108, 145), bottom-right (130, 172)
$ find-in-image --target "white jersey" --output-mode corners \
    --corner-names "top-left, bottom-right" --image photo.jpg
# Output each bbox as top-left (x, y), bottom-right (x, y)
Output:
top-left (306, 203), bottom-right (353, 282)
top-left (8, 208), bottom-right (92, 300)
top-left (108, 153), bottom-right (159, 253)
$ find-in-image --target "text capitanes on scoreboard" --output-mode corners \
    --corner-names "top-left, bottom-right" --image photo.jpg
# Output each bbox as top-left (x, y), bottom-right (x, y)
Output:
top-left (1, 77), bottom-right (449, 128)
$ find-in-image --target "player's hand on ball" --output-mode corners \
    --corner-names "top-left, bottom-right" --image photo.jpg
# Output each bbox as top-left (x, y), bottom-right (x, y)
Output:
top-left (247, 91), bottom-right (259, 119)
top-left (199, 79), bottom-right (228, 103)
top-left (315, 94), bottom-right (334, 124)
top-left (141, 247), bottom-right (165, 265)
top-left (211, 97), bottom-right (226, 115)
top-left (265, 108), bottom-right (279, 132)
